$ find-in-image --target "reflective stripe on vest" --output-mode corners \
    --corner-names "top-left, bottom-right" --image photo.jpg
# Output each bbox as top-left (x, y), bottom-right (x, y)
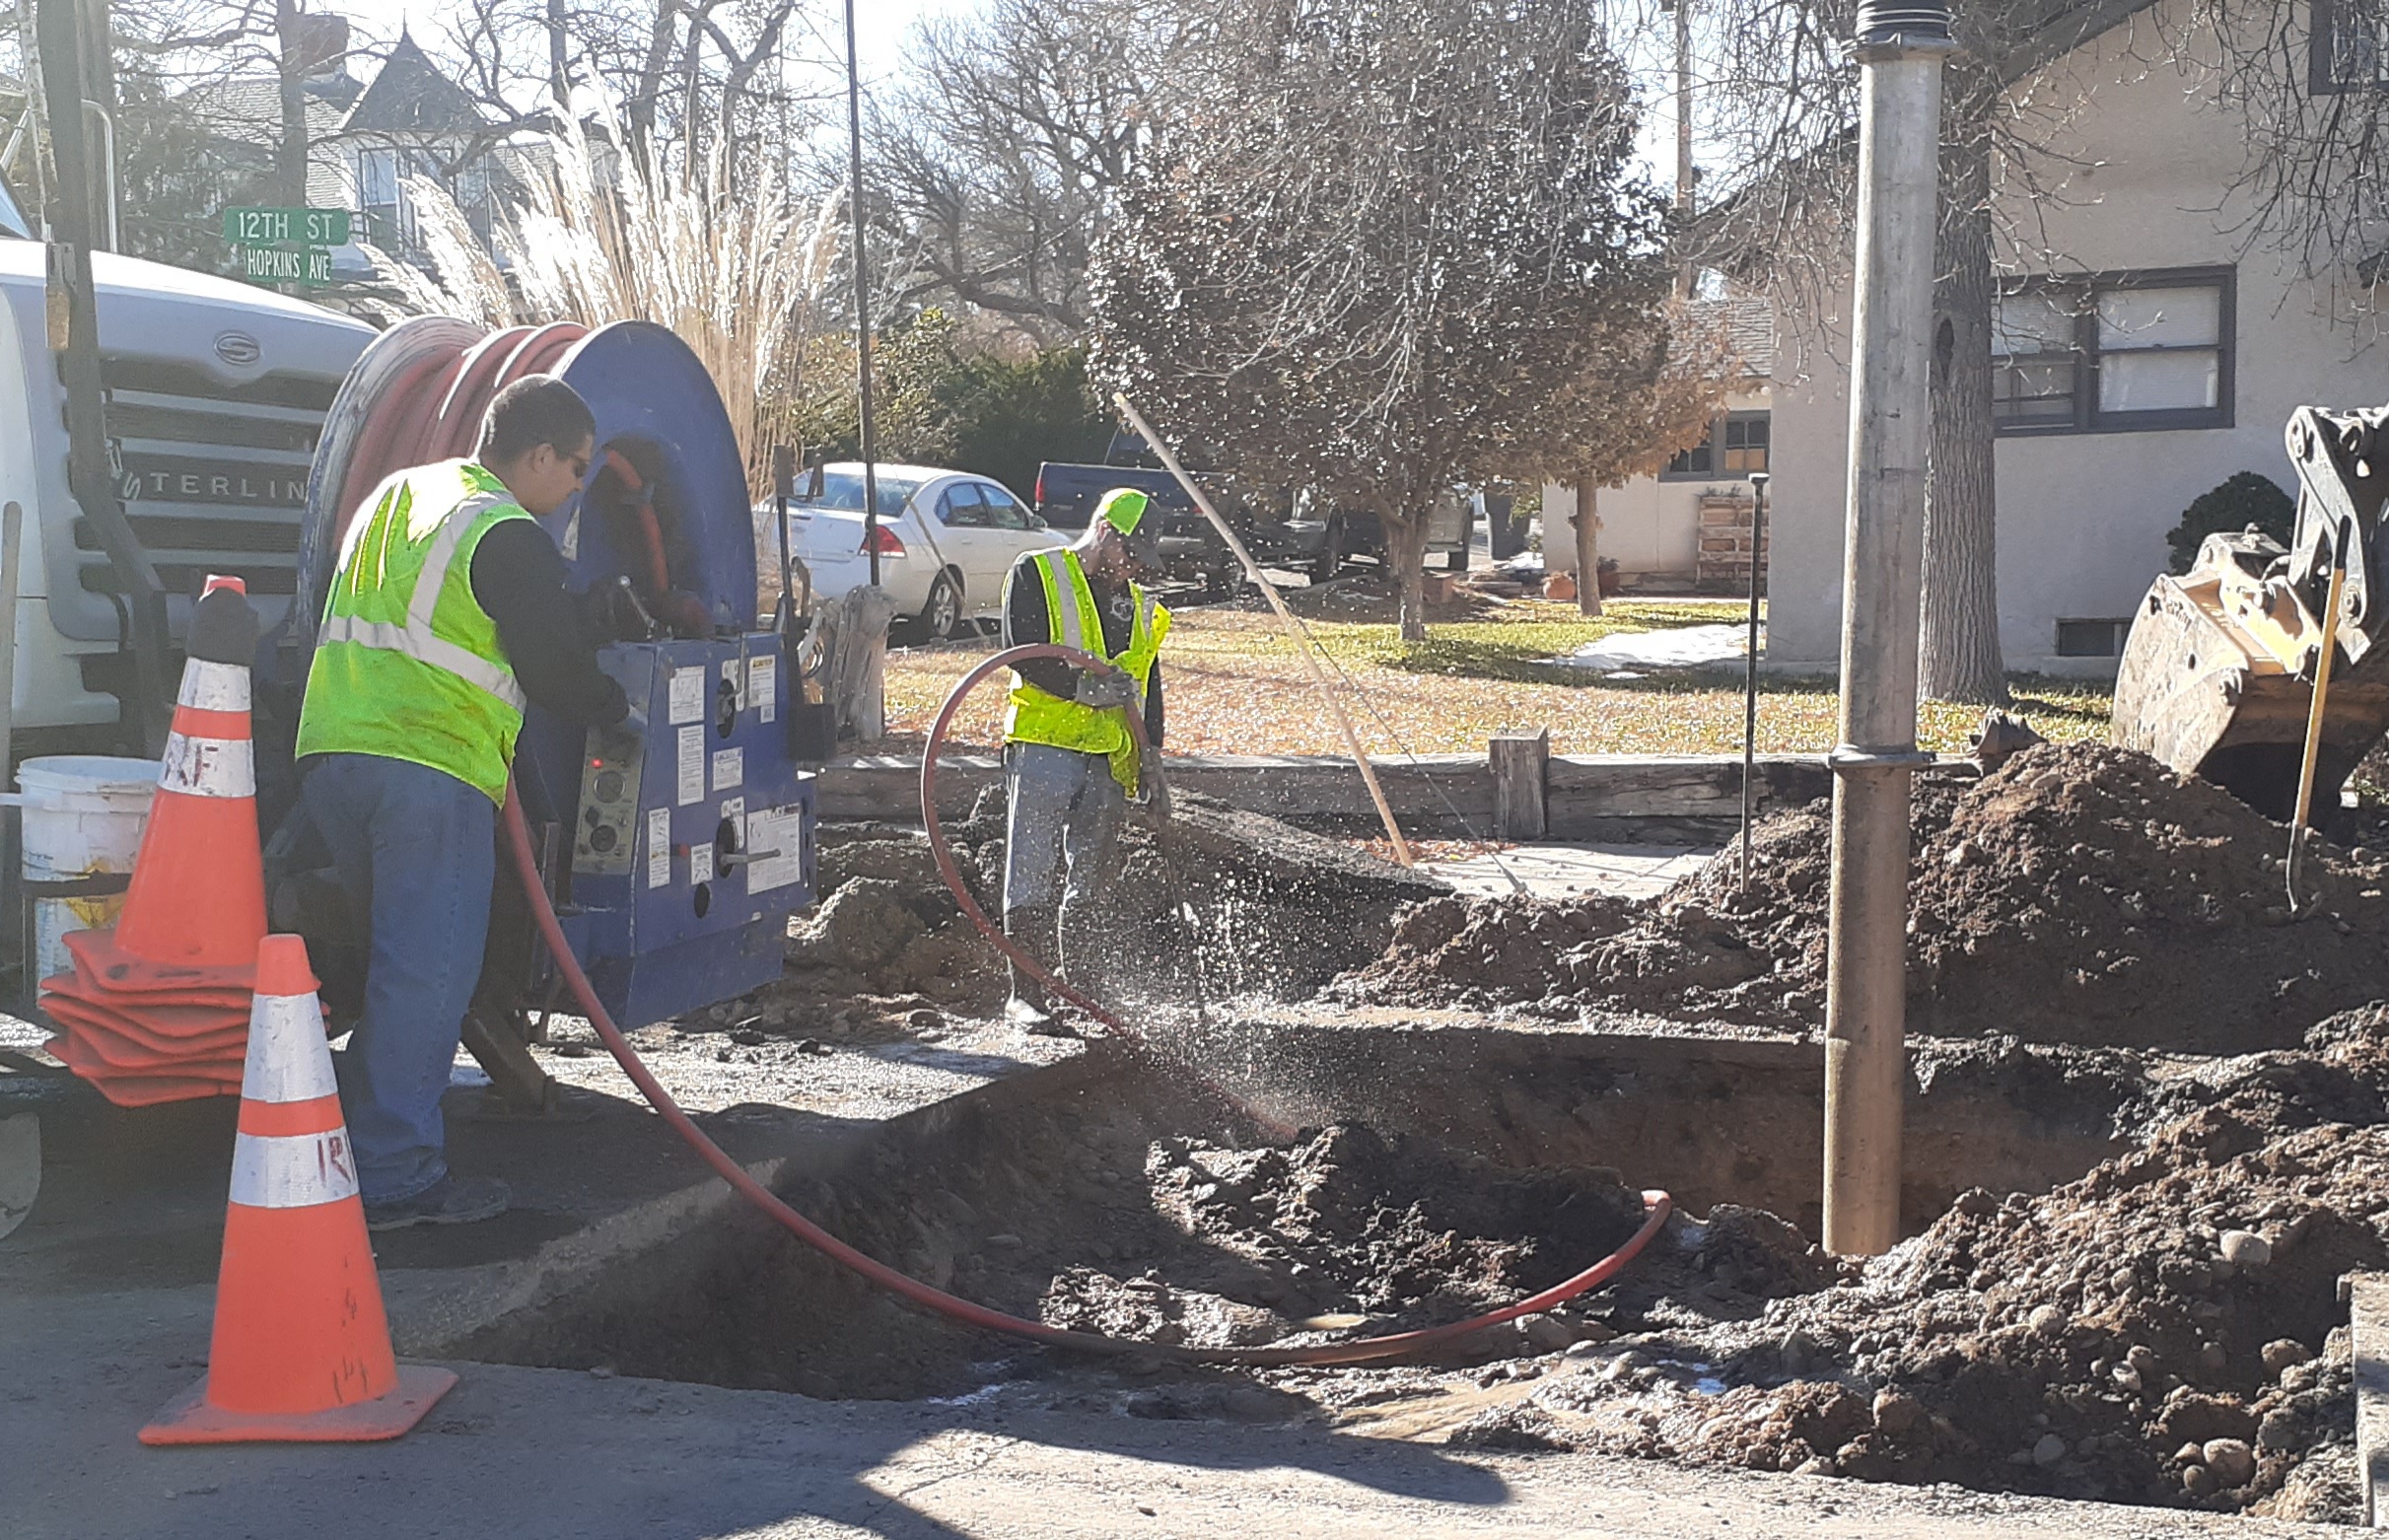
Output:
top-left (296, 460), bottom-right (535, 801)
top-left (1004, 549), bottom-right (1169, 794)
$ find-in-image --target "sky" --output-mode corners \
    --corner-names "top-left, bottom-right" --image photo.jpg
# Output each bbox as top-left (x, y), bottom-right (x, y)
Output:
top-left (320, 0), bottom-right (973, 96)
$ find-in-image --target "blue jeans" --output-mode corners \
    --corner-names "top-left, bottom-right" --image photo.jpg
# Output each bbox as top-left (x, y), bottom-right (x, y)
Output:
top-left (301, 753), bottom-right (495, 1204)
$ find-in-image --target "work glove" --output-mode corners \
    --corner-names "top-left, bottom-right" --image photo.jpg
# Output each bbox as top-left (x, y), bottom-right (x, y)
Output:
top-left (1074, 668), bottom-right (1139, 711)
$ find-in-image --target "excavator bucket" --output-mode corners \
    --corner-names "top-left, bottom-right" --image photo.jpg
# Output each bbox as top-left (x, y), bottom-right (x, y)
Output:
top-left (2112, 405), bottom-right (2389, 820)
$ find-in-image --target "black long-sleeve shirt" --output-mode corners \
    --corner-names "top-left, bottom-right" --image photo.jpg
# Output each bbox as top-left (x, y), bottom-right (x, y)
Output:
top-left (470, 520), bottom-right (630, 727)
top-left (1002, 553), bottom-right (1163, 747)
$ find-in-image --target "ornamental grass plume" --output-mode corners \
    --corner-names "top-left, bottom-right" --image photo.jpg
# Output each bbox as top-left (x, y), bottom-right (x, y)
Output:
top-left (377, 101), bottom-right (845, 501)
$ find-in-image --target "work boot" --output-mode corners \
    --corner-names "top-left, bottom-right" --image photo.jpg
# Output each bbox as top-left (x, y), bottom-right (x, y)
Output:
top-left (364, 1174), bottom-right (511, 1231)
top-left (1003, 902), bottom-right (1068, 1035)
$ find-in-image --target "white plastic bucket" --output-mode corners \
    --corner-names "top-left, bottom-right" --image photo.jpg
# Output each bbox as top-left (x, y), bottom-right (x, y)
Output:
top-left (11, 755), bottom-right (160, 987)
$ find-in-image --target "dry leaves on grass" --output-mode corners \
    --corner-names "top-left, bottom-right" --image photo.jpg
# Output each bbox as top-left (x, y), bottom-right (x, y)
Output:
top-left (880, 599), bottom-right (2113, 759)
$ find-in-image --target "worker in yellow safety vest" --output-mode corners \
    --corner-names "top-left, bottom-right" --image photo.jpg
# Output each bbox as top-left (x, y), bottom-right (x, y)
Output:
top-left (296, 376), bottom-right (631, 1230)
top-left (999, 487), bottom-right (1170, 1032)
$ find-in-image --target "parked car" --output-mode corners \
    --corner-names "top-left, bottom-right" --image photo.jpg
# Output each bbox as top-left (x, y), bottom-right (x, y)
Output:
top-left (1303, 489), bottom-right (1477, 583)
top-left (1036, 450), bottom-right (1476, 596)
top-left (767, 462), bottom-right (1066, 640)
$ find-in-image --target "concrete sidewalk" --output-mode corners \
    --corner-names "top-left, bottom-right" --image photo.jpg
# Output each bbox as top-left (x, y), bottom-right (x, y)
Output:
top-left (9, 1284), bottom-right (2319, 1540)
top-left (1422, 842), bottom-right (1716, 899)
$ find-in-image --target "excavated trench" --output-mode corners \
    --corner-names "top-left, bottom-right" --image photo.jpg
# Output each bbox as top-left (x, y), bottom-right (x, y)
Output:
top-left (445, 744), bottom-right (2389, 1522)
top-left (447, 1021), bottom-right (2173, 1415)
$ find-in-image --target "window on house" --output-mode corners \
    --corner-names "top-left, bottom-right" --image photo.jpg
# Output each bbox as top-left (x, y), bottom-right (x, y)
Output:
top-left (359, 149), bottom-right (398, 248)
top-left (1664, 411), bottom-right (1770, 478)
top-left (2055, 619), bottom-right (2129, 658)
top-left (1992, 268), bottom-right (2233, 435)
top-left (1721, 414), bottom-right (1770, 474)
top-left (2313, 0), bottom-right (2389, 92)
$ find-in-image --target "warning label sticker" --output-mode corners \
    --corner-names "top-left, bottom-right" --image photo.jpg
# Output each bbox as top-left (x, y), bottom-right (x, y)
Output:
top-left (748, 655), bottom-right (777, 725)
top-left (668, 667), bottom-right (705, 726)
top-left (647, 806), bottom-right (670, 888)
top-left (676, 726), bottom-right (704, 805)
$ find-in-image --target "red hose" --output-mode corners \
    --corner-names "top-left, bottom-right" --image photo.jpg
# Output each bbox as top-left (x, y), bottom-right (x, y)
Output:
top-left (354, 316), bottom-right (1673, 1365)
top-left (508, 777), bottom-right (1667, 1365)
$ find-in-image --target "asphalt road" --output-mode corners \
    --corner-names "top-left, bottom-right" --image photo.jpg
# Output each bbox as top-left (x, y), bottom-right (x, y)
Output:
top-left (10, 1284), bottom-right (2324, 1540)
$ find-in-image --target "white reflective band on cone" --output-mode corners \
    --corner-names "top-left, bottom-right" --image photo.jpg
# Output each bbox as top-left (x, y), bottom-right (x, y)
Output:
top-left (157, 733), bottom-right (256, 798)
top-left (176, 659), bottom-right (252, 713)
top-left (229, 1127), bottom-right (360, 1209)
top-left (241, 993), bottom-right (337, 1103)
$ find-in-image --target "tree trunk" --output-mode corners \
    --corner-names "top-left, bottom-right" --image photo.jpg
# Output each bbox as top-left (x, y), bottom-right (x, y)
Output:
top-left (547, 0), bottom-right (572, 108)
top-left (275, 0), bottom-right (310, 208)
top-left (1388, 509), bottom-right (1433, 642)
top-left (1919, 124), bottom-right (2008, 704)
top-left (1573, 479), bottom-right (1604, 618)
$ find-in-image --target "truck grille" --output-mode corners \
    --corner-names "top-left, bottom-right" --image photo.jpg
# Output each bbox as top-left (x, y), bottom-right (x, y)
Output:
top-left (83, 356), bottom-right (337, 601)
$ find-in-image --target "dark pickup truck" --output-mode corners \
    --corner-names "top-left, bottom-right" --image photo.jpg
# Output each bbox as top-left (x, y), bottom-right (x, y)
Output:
top-left (1033, 455), bottom-right (1473, 592)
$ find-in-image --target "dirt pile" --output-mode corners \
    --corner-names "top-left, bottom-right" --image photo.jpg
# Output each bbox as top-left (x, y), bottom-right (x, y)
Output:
top-left (1488, 1036), bottom-right (2389, 1521)
top-left (727, 789), bottom-right (1442, 1042)
top-left (1336, 742), bottom-right (2389, 1051)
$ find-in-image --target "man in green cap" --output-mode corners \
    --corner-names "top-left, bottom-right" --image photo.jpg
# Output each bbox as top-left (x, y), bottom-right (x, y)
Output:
top-left (998, 487), bottom-right (1170, 1031)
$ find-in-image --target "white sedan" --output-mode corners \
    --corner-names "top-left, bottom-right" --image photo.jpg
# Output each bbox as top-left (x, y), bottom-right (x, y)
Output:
top-left (760, 462), bottom-right (1067, 639)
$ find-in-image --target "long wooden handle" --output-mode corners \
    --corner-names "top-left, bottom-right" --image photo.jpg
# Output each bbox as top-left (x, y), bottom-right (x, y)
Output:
top-left (2293, 563), bottom-right (2348, 836)
top-left (1112, 393), bottom-right (1415, 868)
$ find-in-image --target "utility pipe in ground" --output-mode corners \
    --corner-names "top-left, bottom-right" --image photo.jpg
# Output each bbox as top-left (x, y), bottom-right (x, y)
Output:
top-left (1822, 2), bottom-right (1954, 1257)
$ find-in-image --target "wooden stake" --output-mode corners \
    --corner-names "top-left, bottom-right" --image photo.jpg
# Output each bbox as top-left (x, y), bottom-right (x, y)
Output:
top-left (1112, 392), bottom-right (1416, 867)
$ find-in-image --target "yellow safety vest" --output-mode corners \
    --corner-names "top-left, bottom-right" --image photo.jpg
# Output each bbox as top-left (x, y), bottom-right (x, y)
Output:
top-left (296, 458), bottom-right (534, 804)
top-left (1004, 548), bottom-right (1170, 795)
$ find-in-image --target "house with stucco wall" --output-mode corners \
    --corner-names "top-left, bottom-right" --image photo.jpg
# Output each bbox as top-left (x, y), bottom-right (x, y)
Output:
top-left (1543, 297), bottom-right (1777, 593)
top-left (1763, 0), bottom-right (2389, 678)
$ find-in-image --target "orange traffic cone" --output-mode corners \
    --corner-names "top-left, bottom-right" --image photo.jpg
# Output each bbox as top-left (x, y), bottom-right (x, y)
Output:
top-left (140, 935), bottom-right (457, 1444)
top-left (89, 574), bottom-right (268, 982)
top-left (42, 577), bottom-right (267, 1106)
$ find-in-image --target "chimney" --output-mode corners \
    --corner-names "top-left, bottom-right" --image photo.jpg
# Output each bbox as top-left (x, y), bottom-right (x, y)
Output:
top-left (282, 13), bottom-right (351, 82)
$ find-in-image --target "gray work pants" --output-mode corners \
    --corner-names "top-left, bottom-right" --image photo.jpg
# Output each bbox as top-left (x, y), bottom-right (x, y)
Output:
top-left (1003, 742), bottom-right (1125, 949)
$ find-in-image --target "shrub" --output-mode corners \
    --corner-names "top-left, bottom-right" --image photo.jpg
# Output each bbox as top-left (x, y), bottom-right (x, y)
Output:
top-left (2166, 472), bottom-right (2295, 574)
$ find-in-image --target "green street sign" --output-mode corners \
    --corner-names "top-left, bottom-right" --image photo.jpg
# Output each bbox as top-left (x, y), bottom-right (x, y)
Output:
top-left (222, 206), bottom-right (351, 245)
top-left (237, 243), bottom-right (335, 287)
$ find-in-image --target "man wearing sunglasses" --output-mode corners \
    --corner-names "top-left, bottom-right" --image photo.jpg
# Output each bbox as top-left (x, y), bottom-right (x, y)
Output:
top-left (296, 374), bottom-right (628, 1229)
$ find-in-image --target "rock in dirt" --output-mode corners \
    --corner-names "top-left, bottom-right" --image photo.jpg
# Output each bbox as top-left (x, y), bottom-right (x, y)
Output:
top-left (2218, 1228), bottom-right (2272, 1269)
top-left (2202, 1437), bottom-right (2257, 1487)
top-left (1334, 742), bottom-right (2389, 1052)
top-left (786, 878), bottom-right (922, 971)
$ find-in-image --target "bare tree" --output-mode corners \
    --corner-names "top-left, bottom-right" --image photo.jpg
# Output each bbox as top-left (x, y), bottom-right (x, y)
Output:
top-left (1693, 1), bottom-right (2144, 704)
top-left (1089, 0), bottom-right (1687, 642)
top-left (2167, 0), bottom-right (2389, 334)
top-left (868, 0), bottom-right (1163, 346)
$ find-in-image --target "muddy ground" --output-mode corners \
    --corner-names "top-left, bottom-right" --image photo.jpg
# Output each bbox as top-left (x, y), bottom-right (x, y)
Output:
top-left (520, 739), bottom-right (2389, 1527)
top-left (475, 1012), bottom-right (2389, 1524)
top-left (688, 785), bottom-right (1440, 1046)
top-left (1335, 741), bottom-right (2389, 1053)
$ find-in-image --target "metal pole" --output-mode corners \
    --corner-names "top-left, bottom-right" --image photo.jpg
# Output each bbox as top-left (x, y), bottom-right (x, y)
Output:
top-left (1739, 472), bottom-right (1768, 892)
top-left (772, 444), bottom-right (797, 635)
top-left (1821, 2), bottom-right (1952, 1258)
top-left (1673, 0), bottom-right (1696, 299)
top-left (842, 0), bottom-right (880, 590)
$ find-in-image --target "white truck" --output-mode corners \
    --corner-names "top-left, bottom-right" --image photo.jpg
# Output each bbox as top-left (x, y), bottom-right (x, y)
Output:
top-left (0, 175), bottom-right (373, 751)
